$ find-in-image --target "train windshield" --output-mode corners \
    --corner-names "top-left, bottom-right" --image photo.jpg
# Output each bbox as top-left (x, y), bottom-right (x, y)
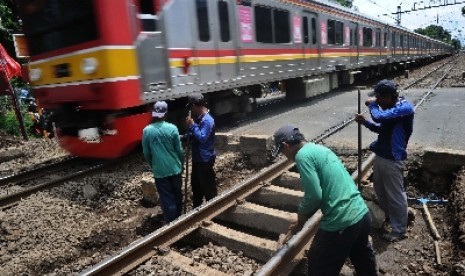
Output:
top-left (17, 0), bottom-right (98, 55)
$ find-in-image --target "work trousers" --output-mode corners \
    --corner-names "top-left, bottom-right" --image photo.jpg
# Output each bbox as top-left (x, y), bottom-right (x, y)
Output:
top-left (191, 161), bottom-right (217, 208)
top-left (155, 174), bottom-right (183, 222)
top-left (373, 155), bottom-right (408, 234)
top-left (307, 212), bottom-right (378, 276)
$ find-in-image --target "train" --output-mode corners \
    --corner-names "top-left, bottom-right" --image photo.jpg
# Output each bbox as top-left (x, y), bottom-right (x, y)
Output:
top-left (16, 0), bottom-right (454, 158)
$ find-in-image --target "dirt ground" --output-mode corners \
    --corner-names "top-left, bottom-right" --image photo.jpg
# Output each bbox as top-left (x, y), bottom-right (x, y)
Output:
top-left (337, 149), bottom-right (465, 276)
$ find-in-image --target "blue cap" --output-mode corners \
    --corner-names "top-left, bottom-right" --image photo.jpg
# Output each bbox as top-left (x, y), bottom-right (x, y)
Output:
top-left (368, 79), bottom-right (398, 97)
top-left (187, 93), bottom-right (206, 107)
top-left (152, 101), bottom-right (168, 118)
top-left (271, 125), bottom-right (305, 157)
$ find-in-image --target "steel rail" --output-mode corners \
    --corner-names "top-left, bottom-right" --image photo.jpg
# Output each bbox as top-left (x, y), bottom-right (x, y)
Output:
top-left (0, 156), bottom-right (76, 188)
top-left (0, 154), bottom-right (141, 209)
top-left (81, 159), bottom-right (295, 276)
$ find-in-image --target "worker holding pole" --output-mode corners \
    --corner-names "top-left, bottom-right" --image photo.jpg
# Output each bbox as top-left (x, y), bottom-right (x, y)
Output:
top-left (355, 79), bottom-right (415, 242)
top-left (185, 93), bottom-right (217, 208)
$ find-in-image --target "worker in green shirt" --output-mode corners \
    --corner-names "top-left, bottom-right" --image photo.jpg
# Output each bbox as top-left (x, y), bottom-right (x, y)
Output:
top-left (272, 125), bottom-right (377, 276)
top-left (142, 101), bottom-right (184, 222)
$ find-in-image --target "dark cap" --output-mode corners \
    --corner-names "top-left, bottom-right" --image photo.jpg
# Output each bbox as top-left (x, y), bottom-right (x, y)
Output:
top-left (186, 93), bottom-right (206, 107)
top-left (368, 79), bottom-right (398, 97)
top-left (152, 101), bottom-right (168, 118)
top-left (271, 125), bottom-right (305, 157)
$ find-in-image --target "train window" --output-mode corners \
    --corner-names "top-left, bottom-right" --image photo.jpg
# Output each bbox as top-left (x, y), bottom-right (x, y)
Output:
top-left (255, 6), bottom-right (290, 44)
top-left (303, 16), bottom-right (309, 44)
top-left (363, 27), bottom-right (372, 47)
top-left (17, 0), bottom-right (98, 55)
top-left (218, 1), bottom-right (231, 42)
top-left (196, 0), bottom-right (210, 42)
top-left (383, 33), bottom-right (388, 47)
top-left (400, 34), bottom-right (404, 48)
top-left (274, 9), bottom-right (290, 43)
top-left (138, 0), bottom-right (155, 14)
top-left (255, 6), bottom-right (273, 43)
top-left (311, 18), bottom-right (317, 44)
top-left (350, 23), bottom-right (357, 46)
top-left (327, 19), bottom-right (343, 45)
top-left (375, 29), bottom-right (381, 47)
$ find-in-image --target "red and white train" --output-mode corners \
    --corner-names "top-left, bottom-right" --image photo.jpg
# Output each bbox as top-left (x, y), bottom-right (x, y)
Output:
top-left (16, 0), bottom-right (453, 158)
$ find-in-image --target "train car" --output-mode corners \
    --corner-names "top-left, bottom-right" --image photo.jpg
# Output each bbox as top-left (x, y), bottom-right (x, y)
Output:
top-left (16, 0), bottom-right (454, 158)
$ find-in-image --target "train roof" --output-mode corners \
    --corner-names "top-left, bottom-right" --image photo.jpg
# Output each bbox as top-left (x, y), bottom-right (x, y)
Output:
top-left (299, 0), bottom-right (451, 47)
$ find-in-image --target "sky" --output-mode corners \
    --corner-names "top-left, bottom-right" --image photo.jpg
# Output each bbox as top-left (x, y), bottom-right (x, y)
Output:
top-left (351, 0), bottom-right (465, 44)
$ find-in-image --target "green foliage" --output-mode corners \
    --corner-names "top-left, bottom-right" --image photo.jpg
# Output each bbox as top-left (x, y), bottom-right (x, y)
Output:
top-left (414, 25), bottom-right (452, 43)
top-left (334, 0), bottom-right (353, 8)
top-left (0, 98), bottom-right (33, 136)
top-left (0, 0), bottom-right (22, 58)
top-left (451, 39), bottom-right (462, 50)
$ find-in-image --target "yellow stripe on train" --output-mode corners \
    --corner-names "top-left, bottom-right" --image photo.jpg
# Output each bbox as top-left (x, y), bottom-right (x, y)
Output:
top-left (30, 48), bottom-right (139, 86)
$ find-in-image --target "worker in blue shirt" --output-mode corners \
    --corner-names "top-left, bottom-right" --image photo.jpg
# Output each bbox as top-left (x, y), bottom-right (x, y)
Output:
top-left (355, 79), bottom-right (414, 242)
top-left (185, 93), bottom-right (217, 208)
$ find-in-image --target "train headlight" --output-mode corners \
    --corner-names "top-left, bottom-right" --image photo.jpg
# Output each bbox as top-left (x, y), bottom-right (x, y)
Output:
top-left (80, 58), bottom-right (99, 75)
top-left (29, 68), bottom-right (42, 82)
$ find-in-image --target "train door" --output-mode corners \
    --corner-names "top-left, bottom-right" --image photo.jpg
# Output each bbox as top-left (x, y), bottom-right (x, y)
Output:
top-left (349, 22), bottom-right (359, 66)
top-left (302, 12), bottom-right (320, 70)
top-left (212, 0), bottom-right (238, 81)
top-left (194, 0), bottom-right (237, 83)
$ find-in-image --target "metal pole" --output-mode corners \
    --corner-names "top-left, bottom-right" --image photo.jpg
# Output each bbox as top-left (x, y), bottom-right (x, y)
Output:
top-left (356, 87), bottom-right (363, 187)
top-left (183, 110), bottom-right (191, 214)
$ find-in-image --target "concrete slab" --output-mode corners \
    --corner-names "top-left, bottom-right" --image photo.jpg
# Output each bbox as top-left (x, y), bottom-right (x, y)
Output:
top-left (248, 185), bottom-right (303, 212)
top-left (271, 171), bottom-right (302, 191)
top-left (197, 222), bottom-right (277, 262)
top-left (216, 202), bottom-right (296, 235)
top-left (422, 148), bottom-right (465, 174)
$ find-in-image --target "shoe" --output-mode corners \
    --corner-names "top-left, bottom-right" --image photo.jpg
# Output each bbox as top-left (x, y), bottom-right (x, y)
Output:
top-left (382, 231), bottom-right (407, 242)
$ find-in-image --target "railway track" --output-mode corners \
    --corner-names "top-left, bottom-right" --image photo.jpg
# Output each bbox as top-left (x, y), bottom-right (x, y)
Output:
top-left (80, 55), bottom-right (459, 275)
top-left (0, 154), bottom-right (141, 209)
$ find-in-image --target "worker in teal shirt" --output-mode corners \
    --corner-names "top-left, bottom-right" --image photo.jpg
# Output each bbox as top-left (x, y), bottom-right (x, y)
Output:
top-left (142, 101), bottom-right (184, 222)
top-left (272, 125), bottom-right (377, 276)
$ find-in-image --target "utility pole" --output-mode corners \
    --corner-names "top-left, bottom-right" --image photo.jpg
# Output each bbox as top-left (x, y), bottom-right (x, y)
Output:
top-left (396, 5), bottom-right (402, 25)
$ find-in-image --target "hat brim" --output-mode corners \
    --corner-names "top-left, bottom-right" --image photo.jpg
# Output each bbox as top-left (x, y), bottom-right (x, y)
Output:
top-left (152, 112), bottom-right (166, 118)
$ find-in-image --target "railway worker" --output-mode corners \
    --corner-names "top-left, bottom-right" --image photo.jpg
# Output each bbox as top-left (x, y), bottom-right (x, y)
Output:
top-left (272, 125), bottom-right (377, 276)
top-left (142, 101), bottom-right (184, 222)
top-left (355, 79), bottom-right (414, 242)
top-left (185, 93), bottom-right (217, 208)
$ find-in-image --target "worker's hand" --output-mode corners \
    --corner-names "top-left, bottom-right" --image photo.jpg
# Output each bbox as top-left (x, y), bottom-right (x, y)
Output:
top-left (365, 98), bottom-right (376, 106)
top-left (186, 116), bottom-right (194, 128)
top-left (355, 114), bottom-right (366, 124)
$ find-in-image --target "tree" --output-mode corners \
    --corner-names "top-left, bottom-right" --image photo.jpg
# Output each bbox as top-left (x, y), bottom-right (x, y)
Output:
top-left (0, 0), bottom-right (22, 58)
top-left (414, 25), bottom-right (452, 43)
top-left (451, 38), bottom-right (462, 50)
top-left (334, 0), bottom-right (353, 8)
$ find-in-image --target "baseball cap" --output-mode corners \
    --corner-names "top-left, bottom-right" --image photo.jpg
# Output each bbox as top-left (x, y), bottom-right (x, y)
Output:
top-left (368, 79), bottom-right (398, 97)
top-left (152, 101), bottom-right (168, 118)
top-left (186, 93), bottom-right (206, 107)
top-left (271, 125), bottom-right (305, 157)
